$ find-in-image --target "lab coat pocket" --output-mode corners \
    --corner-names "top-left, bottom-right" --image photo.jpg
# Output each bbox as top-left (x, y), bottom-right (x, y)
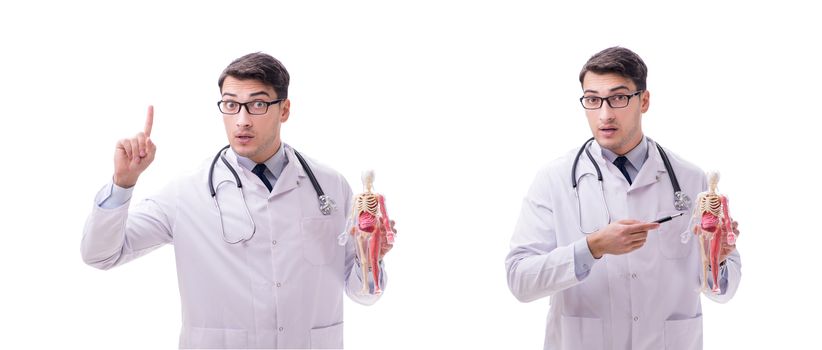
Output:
top-left (664, 314), bottom-right (703, 350)
top-left (301, 217), bottom-right (339, 266)
top-left (656, 210), bottom-right (692, 259)
top-left (310, 321), bottom-right (344, 349)
top-left (559, 315), bottom-right (603, 349)
top-left (179, 327), bottom-right (248, 349)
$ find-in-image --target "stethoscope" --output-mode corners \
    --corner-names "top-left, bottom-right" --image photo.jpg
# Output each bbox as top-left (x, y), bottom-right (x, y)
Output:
top-left (571, 137), bottom-right (691, 234)
top-left (208, 145), bottom-right (336, 244)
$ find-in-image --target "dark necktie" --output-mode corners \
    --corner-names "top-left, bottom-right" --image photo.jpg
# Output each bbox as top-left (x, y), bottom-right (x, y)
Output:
top-left (613, 156), bottom-right (632, 185)
top-left (251, 163), bottom-right (273, 192)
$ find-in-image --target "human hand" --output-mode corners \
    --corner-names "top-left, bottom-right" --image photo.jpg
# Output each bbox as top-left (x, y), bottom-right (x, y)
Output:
top-left (113, 106), bottom-right (156, 188)
top-left (587, 219), bottom-right (660, 258)
top-left (719, 220), bottom-right (739, 263)
top-left (379, 220), bottom-right (396, 259)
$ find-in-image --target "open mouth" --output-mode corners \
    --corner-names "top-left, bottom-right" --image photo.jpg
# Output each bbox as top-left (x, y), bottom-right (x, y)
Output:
top-left (599, 127), bottom-right (618, 136)
top-left (235, 134), bottom-right (254, 144)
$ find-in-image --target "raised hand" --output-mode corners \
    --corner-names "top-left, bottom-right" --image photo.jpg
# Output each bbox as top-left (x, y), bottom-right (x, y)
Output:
top-left (113, 106), bottom-right (156, 188)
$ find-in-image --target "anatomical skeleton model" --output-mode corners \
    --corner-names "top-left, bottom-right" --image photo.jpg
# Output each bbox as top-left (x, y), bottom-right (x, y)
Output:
top-left (339, 170), bottom-right (394, 295)
top-left (683, 171), bottom-right (736, 294)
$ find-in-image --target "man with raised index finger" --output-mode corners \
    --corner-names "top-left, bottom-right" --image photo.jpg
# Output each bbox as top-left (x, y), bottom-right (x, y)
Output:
top-left (82, 52), bottom-right (394, 349)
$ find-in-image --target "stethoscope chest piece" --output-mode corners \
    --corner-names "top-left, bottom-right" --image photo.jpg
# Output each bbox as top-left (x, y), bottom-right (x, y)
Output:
top-left (318, 194), bottom-right (336, 215)
top-left (293, 149), bottom-right (335, 216)
top-left (674, 191), bottom-right (691, 211)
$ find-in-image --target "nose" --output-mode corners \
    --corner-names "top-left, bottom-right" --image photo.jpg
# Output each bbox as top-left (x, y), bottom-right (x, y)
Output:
top-left (235, 108), bottom-right (252, 128)
top-left (597, 102), bottom-right (616, 123)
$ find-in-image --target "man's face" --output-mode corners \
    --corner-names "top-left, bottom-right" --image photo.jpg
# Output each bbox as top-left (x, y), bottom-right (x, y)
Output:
top-left (220, 76), bottom-right (290, 163)
top-left (581, 72), bottom-right (649, 155)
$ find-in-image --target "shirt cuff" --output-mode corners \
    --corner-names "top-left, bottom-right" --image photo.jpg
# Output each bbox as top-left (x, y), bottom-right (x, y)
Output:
top-left (573, 237), bottom-right (597, 280)
top-left (97, 182), bottom-right (134, 209)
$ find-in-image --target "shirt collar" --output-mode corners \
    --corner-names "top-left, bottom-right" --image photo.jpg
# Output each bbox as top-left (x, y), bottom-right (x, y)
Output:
top-left (600, 136), bottom-right (649, 170)
top-left (234, 143), bottom-right (289, 180)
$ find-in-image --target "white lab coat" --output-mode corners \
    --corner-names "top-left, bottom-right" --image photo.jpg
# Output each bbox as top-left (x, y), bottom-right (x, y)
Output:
top-left (82, 145), bottom-right (382, 349)
top-left (506, 138), bottom-right (741, 350)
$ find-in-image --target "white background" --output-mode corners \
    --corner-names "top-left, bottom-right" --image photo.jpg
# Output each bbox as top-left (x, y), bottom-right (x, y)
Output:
top-left (1, 1), bottom-right (819, 349)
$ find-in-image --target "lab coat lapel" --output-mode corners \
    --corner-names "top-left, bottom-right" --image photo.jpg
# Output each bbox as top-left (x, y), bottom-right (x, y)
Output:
top-left (574, 140), bottom-right (609, 185)
top-left (587, 140), bottom-right (622, 184)
top-left (271, 146), bottom-right (307, 197)
top-left (209, 148), bottom-right (250, 190)
top-left (630, 138), bottom-right (666, 191)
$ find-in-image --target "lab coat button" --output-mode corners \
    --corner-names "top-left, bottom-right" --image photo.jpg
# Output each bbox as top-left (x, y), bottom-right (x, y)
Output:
top-left (276, 282), bottom-right (282, 287)
top-left (631, 273), bottom-right (637, 279)
top-left (633, 316), bottom-right (639, 322)
top-left (278, 327), bottom-right (284, 332)
top-left (272, 240), bottom-right (277, 246)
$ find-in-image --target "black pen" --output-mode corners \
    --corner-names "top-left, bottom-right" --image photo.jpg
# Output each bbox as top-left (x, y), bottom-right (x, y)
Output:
top-left (653, 212), bottom-right (684, 224)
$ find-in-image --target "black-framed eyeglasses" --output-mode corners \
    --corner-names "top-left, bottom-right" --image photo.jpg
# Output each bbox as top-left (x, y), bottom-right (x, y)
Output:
top-left (579, 90), bottom-right (643, 110)
top-left (217, 99), bottom-right (284, 115)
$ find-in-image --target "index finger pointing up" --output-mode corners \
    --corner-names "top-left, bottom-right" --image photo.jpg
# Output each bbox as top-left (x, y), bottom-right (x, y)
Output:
top-left (144, 105), bottom-right (154, 137)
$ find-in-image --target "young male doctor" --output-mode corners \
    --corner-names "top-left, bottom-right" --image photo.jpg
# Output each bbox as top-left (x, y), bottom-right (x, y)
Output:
top-left (505, 47), bottom-right (741, 350)
top-left (82, 52), bottom-right (393, 349)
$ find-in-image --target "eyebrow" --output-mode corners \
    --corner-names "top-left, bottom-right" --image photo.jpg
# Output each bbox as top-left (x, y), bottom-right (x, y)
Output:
top-left (583, 85), bottom-right (631, 94)
top-left (250, 91), bottom-right (272, 98)
top-left (221, 91), bottom-right (273, 98)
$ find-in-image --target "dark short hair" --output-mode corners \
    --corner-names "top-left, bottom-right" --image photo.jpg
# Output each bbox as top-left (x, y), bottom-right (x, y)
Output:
top-left (218, 52), bottom-right (290, 99)
top-left (579, 47), bottom-right (647, 91)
